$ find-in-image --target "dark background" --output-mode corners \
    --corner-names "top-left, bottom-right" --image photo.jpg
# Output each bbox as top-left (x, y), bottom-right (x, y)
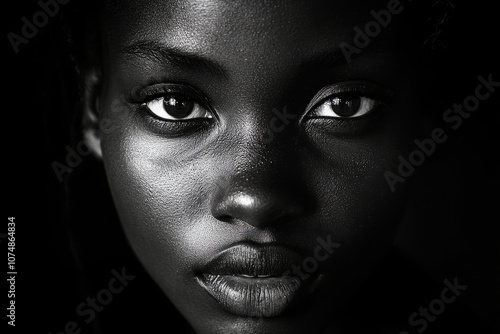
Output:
top-left (4, 0), bottom-right (499, 333)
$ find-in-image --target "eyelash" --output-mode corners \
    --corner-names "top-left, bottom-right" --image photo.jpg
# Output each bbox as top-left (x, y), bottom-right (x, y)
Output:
top-left (302, 81), bottom-right (393, 119)
top-left (129, 84), bottom-right (210, 107)
top-left (128, 81), bottom-right (393, 130)
top-left (128, 83), bottom-right (216, 134)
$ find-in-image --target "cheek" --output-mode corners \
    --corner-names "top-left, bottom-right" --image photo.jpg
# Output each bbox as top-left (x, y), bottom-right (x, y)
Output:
top-left (301, 131), bottom-right (409, 296)
top-left (101, 103), bottom-right (408, 251)
top-left (99, 113), bottom-right (209, 285)
top-left (309, 145), bottom-right (405, 252)
top-left (300, 123), bottom-right (413, 286)
top-left (99, 84), bottom-right (414, 314)
top-left (304, 123), bottom-right (412, 239)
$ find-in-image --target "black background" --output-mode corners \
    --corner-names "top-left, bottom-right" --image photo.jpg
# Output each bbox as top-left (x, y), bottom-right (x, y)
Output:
top-left (3, 0), bottom-right (499, 333)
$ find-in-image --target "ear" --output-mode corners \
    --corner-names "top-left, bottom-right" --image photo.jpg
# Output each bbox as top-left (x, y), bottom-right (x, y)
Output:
top-left (81, 68), bottom-right (103, 159)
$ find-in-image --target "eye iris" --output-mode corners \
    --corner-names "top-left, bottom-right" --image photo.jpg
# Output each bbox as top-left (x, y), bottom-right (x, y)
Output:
top-left (330, 96), bottom-right (361, 117)
top-left (163, 97), bottom-right (194, 118)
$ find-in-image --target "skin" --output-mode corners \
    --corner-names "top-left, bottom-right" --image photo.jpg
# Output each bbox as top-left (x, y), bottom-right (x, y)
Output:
top-left (93, 0), bottom-right (421, 333)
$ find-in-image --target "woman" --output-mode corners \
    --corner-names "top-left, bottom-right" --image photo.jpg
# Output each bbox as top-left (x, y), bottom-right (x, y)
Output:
top-left (42, 0), bottom-right (498, 333)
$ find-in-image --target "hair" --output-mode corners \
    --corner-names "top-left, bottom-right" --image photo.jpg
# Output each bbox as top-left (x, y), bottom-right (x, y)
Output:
top-left (47, 2), bottom-right (191, 332)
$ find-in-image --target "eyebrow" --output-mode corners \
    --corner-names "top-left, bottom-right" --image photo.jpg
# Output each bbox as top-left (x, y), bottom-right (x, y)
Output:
top-left (119, 40), bottom-right (228, 78)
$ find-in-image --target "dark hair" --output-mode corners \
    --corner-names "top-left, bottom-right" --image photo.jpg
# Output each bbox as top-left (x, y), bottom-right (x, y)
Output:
top-left (45, 2), bottom-right (191, 332)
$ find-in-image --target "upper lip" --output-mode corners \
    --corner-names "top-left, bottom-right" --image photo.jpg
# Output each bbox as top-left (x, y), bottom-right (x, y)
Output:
top-left (200, 242), bottom-right (304, 277)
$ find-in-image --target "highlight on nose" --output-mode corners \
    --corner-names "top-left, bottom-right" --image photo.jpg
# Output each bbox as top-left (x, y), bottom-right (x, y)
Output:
top-left (210, 177), bottom-right (309, 229)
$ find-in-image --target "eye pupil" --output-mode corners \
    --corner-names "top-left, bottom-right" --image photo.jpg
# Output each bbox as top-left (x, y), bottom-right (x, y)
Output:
top-left (163, 96), bottom-right (194, 118)
top-left (330, 96), bottom-right (361, 117)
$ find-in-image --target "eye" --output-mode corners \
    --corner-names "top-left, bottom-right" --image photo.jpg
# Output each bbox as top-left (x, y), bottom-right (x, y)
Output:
top-left (303, 81), bottom-right (393, 121)
top-left (143, 95), bottom-right (213, 121)
top-left (308, 95), bottom-right (379, 118)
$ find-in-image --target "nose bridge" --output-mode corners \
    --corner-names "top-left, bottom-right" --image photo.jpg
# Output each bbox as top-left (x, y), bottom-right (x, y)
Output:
top-left (224, 89), bottom-right (300, 163)
top-left (225, 101), bottom-right (299, 186)
top-left (210, 111), bottom-right (310, 228)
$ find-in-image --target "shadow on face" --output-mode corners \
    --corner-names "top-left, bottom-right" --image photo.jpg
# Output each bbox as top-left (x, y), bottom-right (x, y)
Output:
top-left (95, 0), bottom-right (422, 333)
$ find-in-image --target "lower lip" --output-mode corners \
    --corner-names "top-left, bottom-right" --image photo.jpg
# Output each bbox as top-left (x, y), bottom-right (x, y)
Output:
top-left (198, 274), bottom-right (304, 317)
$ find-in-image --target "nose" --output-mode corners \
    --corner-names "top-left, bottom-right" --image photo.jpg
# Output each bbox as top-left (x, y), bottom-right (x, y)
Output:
top-left (210, 154), bottom-right (311, 229)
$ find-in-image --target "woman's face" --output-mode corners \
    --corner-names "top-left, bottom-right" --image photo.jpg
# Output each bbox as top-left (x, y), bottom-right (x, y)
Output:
top-left (99, 0), bottom-right (418, 332)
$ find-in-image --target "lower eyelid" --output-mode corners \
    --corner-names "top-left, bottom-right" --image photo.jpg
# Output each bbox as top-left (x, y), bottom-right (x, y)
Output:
top-left (133, 105), bottom-right (213, 135)
top-left (302, 106), bottom-right (389, 138)
top-left (141, 97), bottom-right (211, 120)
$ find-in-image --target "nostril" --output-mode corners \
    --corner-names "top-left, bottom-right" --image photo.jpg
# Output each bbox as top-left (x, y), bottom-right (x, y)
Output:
top-left (216, 214), bottom-right (233, 223)
top-left (209, 167), bottom-right (312, 229)
top-left (211, 187), bottom-right (307, 229)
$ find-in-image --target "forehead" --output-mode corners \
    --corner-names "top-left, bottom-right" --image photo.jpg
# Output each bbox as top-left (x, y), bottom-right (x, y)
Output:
top-left (102, 0), bottom-right (390, 62)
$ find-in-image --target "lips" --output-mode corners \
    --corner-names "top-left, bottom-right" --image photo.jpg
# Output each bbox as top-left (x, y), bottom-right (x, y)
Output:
top-left (197, 243), bottom-right (314, 317)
